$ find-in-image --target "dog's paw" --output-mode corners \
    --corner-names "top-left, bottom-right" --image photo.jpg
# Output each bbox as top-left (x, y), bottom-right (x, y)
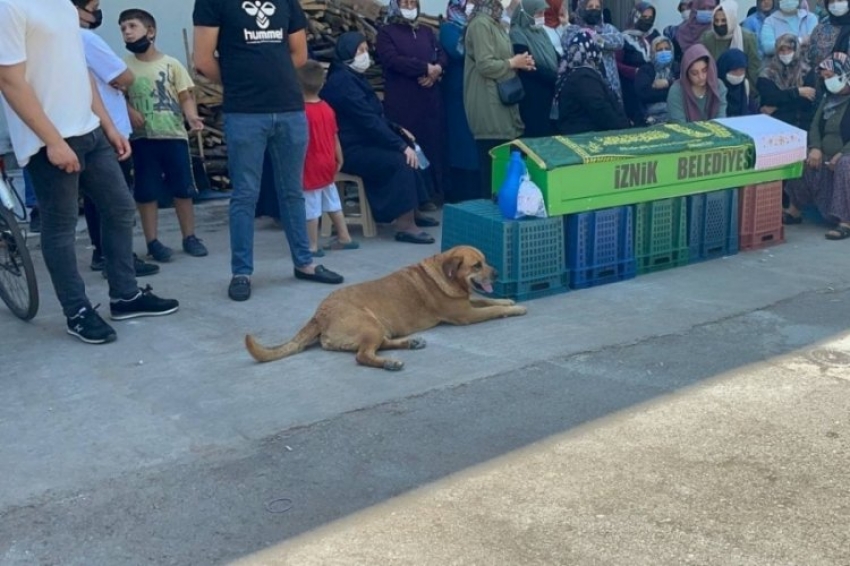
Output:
top-left (408, 337), bottom-right (427, 350)
top-left (383, 359), bottom-right (405, 371)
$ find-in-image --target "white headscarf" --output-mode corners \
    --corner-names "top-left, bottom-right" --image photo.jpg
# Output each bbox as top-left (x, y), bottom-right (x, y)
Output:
top-left (713, 0), bottom-right (743, 51)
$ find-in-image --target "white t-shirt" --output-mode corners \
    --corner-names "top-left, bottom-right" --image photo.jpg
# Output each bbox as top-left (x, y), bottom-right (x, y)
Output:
top-left (81, 29), bottom-right (132, 139)
top-left (0, 0), bottom-right (100, 166)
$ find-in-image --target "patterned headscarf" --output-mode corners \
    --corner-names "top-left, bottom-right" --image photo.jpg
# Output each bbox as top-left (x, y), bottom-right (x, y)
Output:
top-left (819, 52), bottom-right (850, 118)
top-left (544, 0), bottom-right (564, 28)
top-left (652, 36), bottom-right (674, 80)
top-left (470, 0), bottom-right (504, 21)
top-left (446, 0), bottom-right (470, 26)
top-left (679, 43), bottom-right (722, 121)
top-left (386, 0), bottom-right (420, 26)
top-left (573, 0), bottom-right (605, 27)
top-left (563, 30), bottom-right (603, 72)
top-left (760, 33), bottom-right (810, 89)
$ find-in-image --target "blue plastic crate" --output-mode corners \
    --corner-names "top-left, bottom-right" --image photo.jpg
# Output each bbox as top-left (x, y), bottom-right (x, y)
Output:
top-left (687, 189), bottom-right (739, 263)
top-left (491, 272), bottom-right (569, 301)
top-left (566, 206), bottom-right (636, 289)
top-left (442, 200), bottom-right (565, 285)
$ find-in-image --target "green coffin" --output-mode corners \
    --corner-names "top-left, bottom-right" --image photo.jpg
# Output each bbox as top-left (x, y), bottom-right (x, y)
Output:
top-left (490, 121), bottom-right (804, 216)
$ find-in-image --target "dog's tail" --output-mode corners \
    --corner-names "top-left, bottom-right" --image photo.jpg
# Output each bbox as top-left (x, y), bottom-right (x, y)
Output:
top-left (245, 318), bottom-right (321, 363)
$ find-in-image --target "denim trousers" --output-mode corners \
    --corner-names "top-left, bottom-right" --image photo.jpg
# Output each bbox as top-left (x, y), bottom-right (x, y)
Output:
top-left (26, 128), bottom-right (138, 316)
top-left (223, 112), bottom-right (312, 275)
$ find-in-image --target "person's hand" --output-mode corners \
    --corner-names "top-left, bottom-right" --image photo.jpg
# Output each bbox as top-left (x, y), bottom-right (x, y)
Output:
top-left (46, 140), bottom-right (81, 173)
top-left (509, 53), bottom-right (535, 71)
top-left (129, 107), bottom-right (145, 130)
top-left (187, 116), bottom-right (205, 133)
top-left (400, 127), bottom-right (415, 143)
top-left (427, 63), bottom-right (442, 80)
top-left (104, 128), bottom-right (132, 161)
top-left (403, 146), bottom-right (419, 169)
top-left (760, 105), bottom-right (777, 115)
top-left (418, 75), bottom-right (436, 88)
top-left (798, 86), bottom-right (816, 101)
top-left (807, 147), bottom-right (823, 169)
top-left (828, 152), bottom-right (842, 170)
top-left (652, 78), bottom-right (669, 89)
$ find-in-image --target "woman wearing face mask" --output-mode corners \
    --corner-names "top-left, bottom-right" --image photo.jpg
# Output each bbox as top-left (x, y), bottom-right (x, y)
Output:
top-left (552, 31), bottom-right (630, 134)
top-left (542, 0), bottom-right (568, 55)
top-left (674, 0), bottom-right (718, 61)
top-left (561, 0), bottom-right (625, 107)
top-left (439, 0), bottom-right (481, 203)
top-left (509, 0), bottom-right (559, 136)
top-left (616, 2), bottom-right (659, 124)
top-left (717, 48), bottom-right (758, 115)
top-left (667, 43), bottom-right (728, 121)
top-left (376, 0), bottom-right (449, 208)
top-left (321, 33), bottom-right (439, 244)
top-left (758, 34), bottom-right (816, 127)
top-left (782, 52), bottom-right (850, 238)
top-left (761, 0), bottom-right (817, 56)
top-left (742, 0), bottom-right (776, 57)
top-left (635, 37), bottom-right (680, 124)
top-left (464, 0), bottom-right (530, 199)
top-left (662, 1), bottom-right (692, 56)
top-left (808, 0), bottom-right (850, 71)
top-left (700, 0), bottom-right (762, 97)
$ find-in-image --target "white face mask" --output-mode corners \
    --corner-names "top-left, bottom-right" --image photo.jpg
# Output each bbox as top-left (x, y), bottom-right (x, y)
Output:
top-left (465, 3), bottom-right (475, 15)
top-left (681, 9), bottom-right (691, 21)
top-left (830, 0), bottom-right (849, 16)
top-left (726, 72), bottom-right (745, 85)
top-left (779, 53), bottom-right (795, 65)
top-left (825, 74), bottom-right (848, 93)
top-left (349, 52), bottom-right (371, 73)
top-left (779, 0), bottom-right (798, 12)
top-left (534, 15), bottom-right (546, 26)
top-left (401, 8), bottom-right (418, 20)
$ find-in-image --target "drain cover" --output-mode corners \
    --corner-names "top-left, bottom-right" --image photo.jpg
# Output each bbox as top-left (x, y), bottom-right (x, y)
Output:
top-left (808, 349), bottom-right (850, 367)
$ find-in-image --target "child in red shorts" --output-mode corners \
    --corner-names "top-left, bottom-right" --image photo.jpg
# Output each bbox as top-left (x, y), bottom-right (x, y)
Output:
top-left (297, 60), bottom-right (358, 256)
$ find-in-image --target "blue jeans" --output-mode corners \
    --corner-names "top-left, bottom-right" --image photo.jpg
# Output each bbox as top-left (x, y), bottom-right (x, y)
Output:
top-left (223, 112), bottom-right (312, 275)
top-left (23, 168), bottom-right (37, 208)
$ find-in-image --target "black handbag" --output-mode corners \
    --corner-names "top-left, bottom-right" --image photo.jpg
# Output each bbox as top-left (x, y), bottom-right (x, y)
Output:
top-left (497, 75), bottom-right (525, 105)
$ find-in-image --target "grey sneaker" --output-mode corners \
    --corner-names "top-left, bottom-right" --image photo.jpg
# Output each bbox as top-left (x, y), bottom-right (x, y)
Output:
top-left (228, 275), bottom-right (251, 301)
top-left (147, 239), bottom-right (173, 262)
top-left (182, 235), bottom-right (208, 257)
top-left (110, 285), bottom-right (179, 320)
top-left (66, 305), bottom-right (117, 344)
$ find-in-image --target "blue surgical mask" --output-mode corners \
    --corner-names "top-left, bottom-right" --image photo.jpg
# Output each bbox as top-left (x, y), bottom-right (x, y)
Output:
top-left (655, 51), bottom-right (673, 65)
top-left (695, 10), bottom-right (714, 23)
top-left (779, 0), bottom-right (798, 12)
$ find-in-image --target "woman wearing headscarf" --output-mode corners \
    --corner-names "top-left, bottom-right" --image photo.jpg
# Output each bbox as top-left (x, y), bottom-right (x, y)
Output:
top-left (439, 0), bottom-right (481, 203)
top-left (509, 0), bottom-right (560, 137)
top-left (552, 31), bottom-right (630, 134)
top-left (377, 0), bottom-right (449, 208)
top-left (464, 0), bottom-right (530, 199)
top-left (808, 0), bottom-right (850, 71)
top-left (717, 48), bottom-right (757, 115)
top-left (675, 0), bottom-right (718, 61)
top-left (321, 32), bottom-right (438, 244)
top-left (761, 0), bottom-right (818, 56)
top-left (617, 2), bottom-right (659, 123)
top-left (742, 0), bottom-right (776, 57)
top-left (783, 52), bottom-right (850, 238)
top-left (701, 0), bottom-right (762, 96)
top-left (543, 0), bottom-right (568, 55)
top-left (667, 43), bottom-right (728, 121)
top-left (663, 0), bottom-right (692, 57)
top-left (758, 34), bottom-right (817, 128)
top-left (561, 0), bottom-right (626, 107)
top-left (635, 36), bottom-right (680, 124)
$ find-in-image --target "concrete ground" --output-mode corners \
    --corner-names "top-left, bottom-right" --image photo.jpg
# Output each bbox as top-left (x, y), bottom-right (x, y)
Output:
top-left (1, 201), bottom-right (848, 565)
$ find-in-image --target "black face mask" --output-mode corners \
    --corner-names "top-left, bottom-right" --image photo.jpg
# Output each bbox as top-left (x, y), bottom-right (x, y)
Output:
top-left (84, 8), bottom-right (104, 30)
top-left (582, 8), bottom-right (602, 24)
top-left (125, 36), bottom-right (152, 54)
top-left (714, 24), bottom-right (729, 36)
top-left (635, 18), bottom-right (654, 32)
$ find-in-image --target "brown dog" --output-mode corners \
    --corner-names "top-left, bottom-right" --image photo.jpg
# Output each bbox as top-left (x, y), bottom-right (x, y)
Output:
top-left (245, 245), bottom-right (528, 370)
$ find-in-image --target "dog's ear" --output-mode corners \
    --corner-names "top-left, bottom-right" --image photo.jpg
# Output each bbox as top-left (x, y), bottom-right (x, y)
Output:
top-left (441, 256), bottom-right (463, 280)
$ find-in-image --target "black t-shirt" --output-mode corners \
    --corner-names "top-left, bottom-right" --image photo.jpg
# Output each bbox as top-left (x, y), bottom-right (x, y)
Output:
top-left (193, 0), bottom-right (307, 113)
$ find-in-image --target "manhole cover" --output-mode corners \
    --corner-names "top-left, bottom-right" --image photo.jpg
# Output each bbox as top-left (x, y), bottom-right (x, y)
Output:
top-left (808, 349), bottom-right (850, 367)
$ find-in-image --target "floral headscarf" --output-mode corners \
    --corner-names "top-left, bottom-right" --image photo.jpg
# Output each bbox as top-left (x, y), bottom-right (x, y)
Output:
top-left (544, 0), bottom-right (564, 28)
top-left (563, 30), bottom-right (603, 72)
top-left (470, 0), bottom-right (504, 21)
top-left (760, 33), bottom-right (810, 89)
top-left (819, 52), bottom-right (850, 118)
top-left (573, 0), bottom-right (605, 27)
top-left (386, 0), bottom-right (420, 26)
top-left (446, 0), bottom-right (470, 26)
top-left (652, 36), bottom-right (674, 80)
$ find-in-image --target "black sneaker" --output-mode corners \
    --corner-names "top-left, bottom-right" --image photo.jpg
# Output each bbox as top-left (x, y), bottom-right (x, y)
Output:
top-left (28, 207), bottom-right (41, 233)
top-left (101, 254), bottom-right (161, 278)
top-left (147, 239), bottom-right (173, 262)
top-left (110, 285), bottom-right (179, 320)
top-left (182, 235), bottom-right (208, 257)
top-left (66, 305), bottom-right (117, 344)
top-left (228, 275), bottom-right (251, 301)
top-left (90, 250), bottom-right (105, 271)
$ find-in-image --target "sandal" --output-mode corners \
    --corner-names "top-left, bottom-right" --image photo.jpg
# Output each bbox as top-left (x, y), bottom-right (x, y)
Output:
top-left (414, 215), bottom-right (440, 228)
top-left (322, 238), bottom-right (360, 251)
top-left (825, 224), bottom-right (850, 240)
top-left (782, 211), bottom-right (803, 225)
top-left (395, 231), bottom-right (435, 244)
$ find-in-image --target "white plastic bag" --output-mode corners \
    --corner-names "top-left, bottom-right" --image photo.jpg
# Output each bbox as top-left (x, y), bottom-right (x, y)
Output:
top-left (515, 174), bottom-right (547, 218)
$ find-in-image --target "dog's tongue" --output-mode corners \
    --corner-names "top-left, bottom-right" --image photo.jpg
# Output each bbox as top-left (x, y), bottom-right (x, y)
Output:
top-left (481, 282), bottom-right (493, 294)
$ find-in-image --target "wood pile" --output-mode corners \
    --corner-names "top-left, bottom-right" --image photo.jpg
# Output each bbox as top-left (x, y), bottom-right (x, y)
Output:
top-left (185, 0), bottom-right (442, 192)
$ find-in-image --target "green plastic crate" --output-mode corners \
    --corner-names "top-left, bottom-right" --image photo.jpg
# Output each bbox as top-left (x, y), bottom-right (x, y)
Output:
top-left (635, 197), bottom-right (689, 275)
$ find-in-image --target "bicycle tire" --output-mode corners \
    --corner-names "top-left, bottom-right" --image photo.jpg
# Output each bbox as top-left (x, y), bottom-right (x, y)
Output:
top-left (0, 205), bottom-right (39, 321)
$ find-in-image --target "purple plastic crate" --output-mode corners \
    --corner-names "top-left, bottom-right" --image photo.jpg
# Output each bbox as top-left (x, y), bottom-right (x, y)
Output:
top-left (566, 206), bottom-right (636, 289)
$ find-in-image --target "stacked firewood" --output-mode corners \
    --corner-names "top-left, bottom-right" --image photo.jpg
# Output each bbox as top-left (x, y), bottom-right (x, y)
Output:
top-left (186, 0), bottom-right (442, 192)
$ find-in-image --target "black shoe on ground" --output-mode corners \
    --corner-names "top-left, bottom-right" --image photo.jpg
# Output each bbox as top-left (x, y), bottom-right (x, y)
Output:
top-left (28, 207), bottom-right (41, 233)
top-left (293, 265), bottom-right (344, 284)
top-left (90, 250), bottom-right (105, 272)
top-left (228, 275), bottom-right (251, 301)
top-left (100, 254), bottom-right (161, 278)
top-left (110, 285), bottom-right (179, 320)
top-left (182, 234), bottom-right (208, 257)
top-left (147, 239), bottom-right (173, 262)
top-left (66, 305), bottom-right (117, 344)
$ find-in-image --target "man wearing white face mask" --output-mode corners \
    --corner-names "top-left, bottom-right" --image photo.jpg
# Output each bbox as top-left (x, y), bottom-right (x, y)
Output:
top-left (808, 0), bottom-right (850, 70)
top-left (760, 0), bottom-right (817, 55)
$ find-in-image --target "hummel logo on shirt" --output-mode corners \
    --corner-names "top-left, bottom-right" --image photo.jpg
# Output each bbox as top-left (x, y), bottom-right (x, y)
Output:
top-left (242, 0), bottom-right (284, 42)
top-left (242, 0), bottom-right (275, 29)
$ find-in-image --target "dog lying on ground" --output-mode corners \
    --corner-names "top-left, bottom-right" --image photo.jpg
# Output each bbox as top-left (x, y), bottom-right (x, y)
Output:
top-left (245, 245), bottom-right (528, 370)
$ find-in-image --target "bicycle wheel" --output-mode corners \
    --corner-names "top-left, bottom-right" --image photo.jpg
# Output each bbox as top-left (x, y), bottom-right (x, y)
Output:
top-left (0, 205), bottom-right (39, 321)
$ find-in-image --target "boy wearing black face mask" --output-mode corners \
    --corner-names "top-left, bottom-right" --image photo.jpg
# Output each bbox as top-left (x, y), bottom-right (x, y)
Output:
top-left (118, 9), bottom-right (209, 264)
